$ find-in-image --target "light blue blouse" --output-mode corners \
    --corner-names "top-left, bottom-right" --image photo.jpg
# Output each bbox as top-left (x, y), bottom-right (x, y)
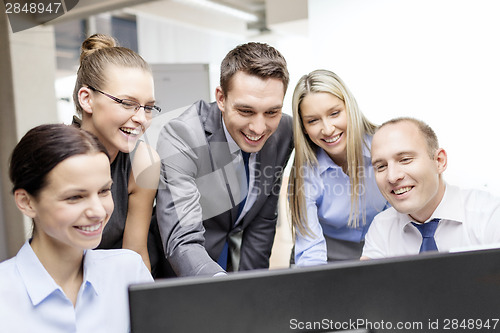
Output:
top-left (0, 241), bottom-right (153, 333)
top-left (295, 138), bottom-right (389, 266)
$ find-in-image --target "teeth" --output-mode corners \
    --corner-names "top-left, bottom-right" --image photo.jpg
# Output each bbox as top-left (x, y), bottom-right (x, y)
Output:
top-left (78, 223), bottom-right (101, 232)
top-left (324, 133), bottom-right (341, 143)
top-left (394, 186), bottom-right (412, 195)
top-left (244, 133), bottom-right (263, 141)
top-left (121, 127), bottom-right (140, 136)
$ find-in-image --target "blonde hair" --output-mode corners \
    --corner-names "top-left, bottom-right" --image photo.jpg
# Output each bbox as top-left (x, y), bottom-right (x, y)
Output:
top-left (72, 33), bottom-right (151, 116)
top-left (288, 69), bottom-right (377, 237)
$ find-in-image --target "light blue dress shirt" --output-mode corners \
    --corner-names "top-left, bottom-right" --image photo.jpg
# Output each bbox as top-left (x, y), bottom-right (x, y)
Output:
top-left (222, 117), bottom-right (257, 226)
top-left (0, 241), bottom-right (153, 333)
top-left (295, 138), bottom-right (389, 266)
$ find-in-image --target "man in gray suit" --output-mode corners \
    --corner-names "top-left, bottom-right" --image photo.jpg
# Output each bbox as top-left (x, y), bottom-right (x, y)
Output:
top-left (154, 42), bottom-right (293, 277)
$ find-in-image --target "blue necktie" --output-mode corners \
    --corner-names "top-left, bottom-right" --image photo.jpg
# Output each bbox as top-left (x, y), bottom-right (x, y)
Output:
top-left (412, 218), bottom-right (440, 253)
top-left (217, 151), bottom-right (250, 270)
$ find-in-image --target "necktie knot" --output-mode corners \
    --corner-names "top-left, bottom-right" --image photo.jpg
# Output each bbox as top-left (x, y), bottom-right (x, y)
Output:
top-left (241, 151), bottom-right (250, 164)
top-left (412, 218), bottom-right (440, 253)
top-left (413, 218), bottom-right (439, 238)
top-left (241, 151), bottom-right (250, 179)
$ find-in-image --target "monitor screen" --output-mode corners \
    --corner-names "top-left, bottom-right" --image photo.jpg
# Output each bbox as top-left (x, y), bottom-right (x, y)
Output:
top-left (129, 249), bottom-right (500, 332)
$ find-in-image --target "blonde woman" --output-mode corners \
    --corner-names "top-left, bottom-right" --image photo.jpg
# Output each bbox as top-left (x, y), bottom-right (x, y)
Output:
top-left (288, 69), bottom-right (388, 266)
top-left (73, 34), bottom-right (160, 271)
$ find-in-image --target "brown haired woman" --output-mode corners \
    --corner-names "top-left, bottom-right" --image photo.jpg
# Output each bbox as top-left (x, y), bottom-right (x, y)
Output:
top-left (0, 124), bottom-right (152, 332)
top-left (73, 33), bottom-right (160, 271)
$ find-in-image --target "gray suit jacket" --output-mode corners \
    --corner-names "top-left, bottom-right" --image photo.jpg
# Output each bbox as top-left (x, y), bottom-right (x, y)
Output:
top-left (155, 100), bottom-right (293, 277)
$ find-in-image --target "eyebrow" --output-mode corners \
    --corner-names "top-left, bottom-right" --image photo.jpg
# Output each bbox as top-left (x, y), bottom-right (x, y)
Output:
top-left (62, 189), bottom-right (87, 194)
top-left (60, 180), bottom-right (113, 195)
top-left (371, 151), bottom-right (417, 165)
top-left (233, 103), bottom-right (283, 111)
top-left (103, 180), bottom-right (114, 188)
top-left (327, 104), bottom-right (343, 111)
top-left (395, 151), bottom-right (417, 157)
top-left (301, 106), bottom-right (342, 118)
top-left (121, 94), bottom-right (156, 104)
top-left (301, 113), bottom-right (316, 118)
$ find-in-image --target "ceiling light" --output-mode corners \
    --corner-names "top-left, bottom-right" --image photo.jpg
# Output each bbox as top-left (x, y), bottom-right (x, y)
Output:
top-left (174, 0), bottom-right (259, 22)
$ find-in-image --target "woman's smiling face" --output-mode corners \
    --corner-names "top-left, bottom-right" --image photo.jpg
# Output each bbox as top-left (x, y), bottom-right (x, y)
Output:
top-left (28, 152), bottom-right (114, 251)
top-left (83, 65), bottom-right (156, 160)
top-left (300, 92), bottom-right (348, 167)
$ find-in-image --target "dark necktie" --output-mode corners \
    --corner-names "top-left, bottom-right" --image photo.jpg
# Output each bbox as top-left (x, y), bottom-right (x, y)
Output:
top-left (237, 151), bottom-right (250, 219)
top-left (217, 151), bottom-right (250, 270)
top-left (412, 218), bottom-right (440, 253)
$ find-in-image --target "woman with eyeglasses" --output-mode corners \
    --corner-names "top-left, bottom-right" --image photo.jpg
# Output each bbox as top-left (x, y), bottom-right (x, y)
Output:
top-left (73, 33), bottom-right (160, 271)
top-left (0, 124), bottom-right (152, 332)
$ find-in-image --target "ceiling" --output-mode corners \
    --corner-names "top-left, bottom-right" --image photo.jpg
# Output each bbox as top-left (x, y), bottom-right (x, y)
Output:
top-left (48, 0), bottom-right (310, 38)
top-left (51, 0), bottom-right (267, 27)
top-left (51, 0), bottom-right (276, 77)
top-left (214, 0), bottom-right (265, 13)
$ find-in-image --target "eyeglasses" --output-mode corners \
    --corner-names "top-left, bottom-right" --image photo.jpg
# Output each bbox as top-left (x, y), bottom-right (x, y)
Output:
top-left (88, 86), bottom-right (161, 118)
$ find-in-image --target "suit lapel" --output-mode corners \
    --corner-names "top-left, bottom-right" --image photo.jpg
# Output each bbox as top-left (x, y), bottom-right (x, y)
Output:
top-left (201, 101), bottom-right (280, 228)
top-left (202, 102), bottom-right (240, 225)
top-left (203, 102), bottom-right (233, 170)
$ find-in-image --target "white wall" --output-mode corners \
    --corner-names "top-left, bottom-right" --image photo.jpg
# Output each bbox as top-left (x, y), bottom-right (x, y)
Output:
top-left (55, 0), bottom-right (500, 195)
top-left (309, 0), bottom-right (500, 195)
top-left (136, 11), bottom-right (315, 117)
top-left (137, 15), bottom-right (245, 105)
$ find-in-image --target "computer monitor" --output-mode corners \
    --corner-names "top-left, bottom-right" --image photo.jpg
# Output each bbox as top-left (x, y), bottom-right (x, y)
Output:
top-left (129, 249), bottom-right (500, 332)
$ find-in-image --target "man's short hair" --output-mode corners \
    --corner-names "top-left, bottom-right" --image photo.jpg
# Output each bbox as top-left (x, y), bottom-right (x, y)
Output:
top-left (378, 117), bottom-right (439, 158)
top-left (220, 42), bottom-right (289, 97)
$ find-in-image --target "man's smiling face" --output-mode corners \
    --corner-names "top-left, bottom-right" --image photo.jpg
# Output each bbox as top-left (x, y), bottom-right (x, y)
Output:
top-left (216, 71), bottom-right (284, 153)
top-left (371, 120), bottom-right (447, 222)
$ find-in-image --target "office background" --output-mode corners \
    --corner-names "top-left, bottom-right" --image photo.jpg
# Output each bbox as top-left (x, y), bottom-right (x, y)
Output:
top-left (1, 0), bottom-right (499, 263)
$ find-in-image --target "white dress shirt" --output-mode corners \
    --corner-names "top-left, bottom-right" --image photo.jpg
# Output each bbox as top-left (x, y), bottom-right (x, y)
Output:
top-left (0, 241), bottom-right (153, 333)
top-left (362, 184), bottom-right (500, 259)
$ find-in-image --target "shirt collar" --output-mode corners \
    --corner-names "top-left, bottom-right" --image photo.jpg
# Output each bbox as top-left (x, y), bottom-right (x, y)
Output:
top-left (16, 241), bottom-right (63, 306)
top-left (429, 183), bottom-right (465, 222)
top-left (222, 117), bottom-right (255, 158)
top-left (316, 148), bottom-right (339, 174)
top-left (400, 183), bottom-right (465, 227)
top-left (222, 117), bottom-right (241, 155)
top-left (16, 242), bottom-right (98, 306)
top-left (81, 250), bottom-right (102, 297)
